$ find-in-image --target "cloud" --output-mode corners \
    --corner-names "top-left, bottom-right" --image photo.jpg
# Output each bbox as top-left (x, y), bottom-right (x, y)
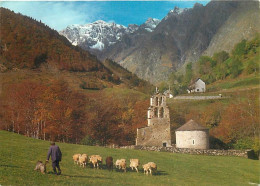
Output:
top-left (1, 1), bottom-right (101, 31)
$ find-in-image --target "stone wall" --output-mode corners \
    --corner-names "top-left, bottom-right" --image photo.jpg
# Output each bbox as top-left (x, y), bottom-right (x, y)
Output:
top-left (174, 95), bottom-right (225, 100)
top-left (119, 145), bottom-right (251, 158)
top-left (136, 122), bottom-right (171, 147)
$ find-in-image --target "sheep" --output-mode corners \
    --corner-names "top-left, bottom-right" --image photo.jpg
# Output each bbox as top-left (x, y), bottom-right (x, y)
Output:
top-left (147, 162), bottom-right (157, 174)
top-left (142, 163), bottom-right (150, 175)
top-left (115, 159), bottom-right (126, 172)
top-left (89, 155), bottom-right (102, 169)
top-left (130, 159), bottom-right (139, 172)
top-left (106, 156), bottom-right (113, 171)
top-left (89, 156), bottom-right (98, 168)
top-left (78, 154), bottom-right (88, 168)
top-left (72, 154), bottom-right (81, 165)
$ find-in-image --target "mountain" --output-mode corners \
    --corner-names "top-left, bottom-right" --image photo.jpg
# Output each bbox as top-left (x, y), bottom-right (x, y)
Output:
top-left (59, 18), bottom-right (160, 54)
top-left (99, 0), bottom-right (260, 84)
top-left (203, 1), bottom-right (260, 56)
top-left (139, 18), bottom-right (161, 32)
top-left (60, 20), bottom-right (128, 51)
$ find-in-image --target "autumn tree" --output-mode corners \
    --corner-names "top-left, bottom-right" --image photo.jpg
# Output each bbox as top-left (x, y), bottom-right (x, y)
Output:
top-left (211, 92), bottom-right (259, 147)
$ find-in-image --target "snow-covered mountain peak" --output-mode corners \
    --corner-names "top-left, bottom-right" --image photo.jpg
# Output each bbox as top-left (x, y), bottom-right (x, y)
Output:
top-left (145, 18), bottom-right (160, 25)
top-left (164, 6), bottom-right (187, 20)
top-left (92, 20), bottom-right (107, 24)
top-left (141, 18), bottom-right (161, 32)
top-left (170, 7), bottom-right (185, 15)
top-left (60, 20), bottom-right (128, 50)
top-left (126, 24), bottom-right (139, 33)
top-left (60, 18), bottom-right (160, 51)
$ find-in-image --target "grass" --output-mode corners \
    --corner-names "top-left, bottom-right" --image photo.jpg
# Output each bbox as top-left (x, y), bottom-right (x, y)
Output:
top-left (0, 130), bottom-right (259, 186)
top-left (207, 75), bottom-right (259, 92)
top-left (102, 87), bottom-right (149, 100)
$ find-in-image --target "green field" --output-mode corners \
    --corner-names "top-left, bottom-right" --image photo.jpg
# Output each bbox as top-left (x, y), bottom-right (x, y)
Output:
top-left (207, 75), bottom-right (260, 92)
top-left (0, 130), bottom-right (259, 186)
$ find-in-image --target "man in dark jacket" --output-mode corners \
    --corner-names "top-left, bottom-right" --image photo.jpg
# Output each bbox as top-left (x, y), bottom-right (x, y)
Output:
top-left (46, 142), bottom-right (62, 175)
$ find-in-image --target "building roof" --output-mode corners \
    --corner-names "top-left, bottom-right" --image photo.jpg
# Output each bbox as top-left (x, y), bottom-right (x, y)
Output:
top-left (188, 78), bottom-right (204, 90)
top-left (175, 119), bottom-right (208, 131)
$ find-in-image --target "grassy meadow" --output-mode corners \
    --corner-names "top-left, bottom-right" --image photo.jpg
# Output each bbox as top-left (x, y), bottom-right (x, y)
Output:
top-left (0, 130), bottom-right (259, 186)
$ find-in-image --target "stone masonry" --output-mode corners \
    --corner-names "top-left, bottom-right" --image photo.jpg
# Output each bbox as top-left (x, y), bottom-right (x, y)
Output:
top-left (119, 145), bottom-right (251, 158)
top-left (136, 92), bottom-right (171, 147)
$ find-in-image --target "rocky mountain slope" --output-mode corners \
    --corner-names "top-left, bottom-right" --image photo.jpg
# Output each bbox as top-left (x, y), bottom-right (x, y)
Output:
top-left (60, 18), bottom-right (160, 54)
top-left (99, 1), bottom-right (259, 84)
top-left (203, 1), bottom-right (260, 56)
top-left (59, 1), bottom-right (259, 84)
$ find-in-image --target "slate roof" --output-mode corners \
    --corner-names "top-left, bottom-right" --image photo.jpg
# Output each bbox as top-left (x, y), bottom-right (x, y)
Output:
top-left (176, 119), bottom-right (208, 131)
top-left (188, 78), bottom-right (204, 90)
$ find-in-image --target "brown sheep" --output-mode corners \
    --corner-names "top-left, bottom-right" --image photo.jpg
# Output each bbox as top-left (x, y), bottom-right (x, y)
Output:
top-left (106, 156), bottom-right (113, 171)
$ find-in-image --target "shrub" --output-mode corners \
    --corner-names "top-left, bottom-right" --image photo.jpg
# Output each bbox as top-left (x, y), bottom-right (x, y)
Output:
top-left (229, 58), bottom-right (243, 78)
top-left (233, 138), bottom-right (254, 150)
top-left (80, 135), bottom-right (99, 146)
top-left (232, 39), bottom-right (247, 57)
top-left (246, 60), bottom-right (259, 74)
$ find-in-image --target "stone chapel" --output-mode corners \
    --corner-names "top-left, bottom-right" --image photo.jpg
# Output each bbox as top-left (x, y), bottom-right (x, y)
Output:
top-left (136, 91), bottom-right (172, 147)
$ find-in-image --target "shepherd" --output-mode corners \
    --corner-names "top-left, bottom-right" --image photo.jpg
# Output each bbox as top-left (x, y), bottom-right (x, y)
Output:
top-left (46, 142), bottom-right (62, 175)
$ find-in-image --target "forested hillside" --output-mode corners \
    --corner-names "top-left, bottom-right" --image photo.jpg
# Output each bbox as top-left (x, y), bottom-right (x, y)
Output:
top-left (0, 8), bottom-right (151, 146)
top-left (103, 59), bottom-right (154, 93)
top-left (163, 36), bottom-right (260, 95)
top-left (0, 8), bottom-right (109, 77)
top-left (161, 36), bottom-right (260, 151)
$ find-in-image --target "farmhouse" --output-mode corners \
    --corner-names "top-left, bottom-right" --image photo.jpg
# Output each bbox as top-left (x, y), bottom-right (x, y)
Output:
top-left (136, 91), bottom-right (171, 147)
top-left (187, 78), bottom-right (206, 93)
top-left (175, 119), bottom-right (209, 149)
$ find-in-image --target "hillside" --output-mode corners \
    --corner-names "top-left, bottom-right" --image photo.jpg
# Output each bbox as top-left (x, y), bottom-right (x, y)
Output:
top-left (162, 36), bottom-right (260, 149)
top-left (0, 8), bottom-right (107, 74)
top-left (103, 59), bottom-right (154, 93)
top-left (0, 8), bottom-right (153, 146)
top-left (0, 130), bottom-right (259, 185)
top-left (203, 1), bottom-right (260, 56)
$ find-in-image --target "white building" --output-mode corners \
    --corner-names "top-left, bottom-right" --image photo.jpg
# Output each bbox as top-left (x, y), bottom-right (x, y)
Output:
top-left (175, 119), bottom-right (209, 149)
top-left (187, 78), bottom-right (206, 93)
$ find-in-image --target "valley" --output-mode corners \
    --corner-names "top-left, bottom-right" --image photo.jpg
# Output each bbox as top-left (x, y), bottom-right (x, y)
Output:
top-left (0, 1), bottom-right (259, 185)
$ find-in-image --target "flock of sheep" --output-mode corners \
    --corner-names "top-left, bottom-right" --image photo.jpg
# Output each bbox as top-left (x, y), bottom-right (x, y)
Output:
top-left (72, 154), bottom-right (157, 175)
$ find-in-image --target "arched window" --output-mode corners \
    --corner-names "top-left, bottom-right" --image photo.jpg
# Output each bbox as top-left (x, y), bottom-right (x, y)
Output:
top-left (154, 108), bottom-right (158, 117)
top-left (159, 97), bottom-right (163, 105)
top-left (159, 107), bottom-right (164, 118)
top-left (155, 97), bottom-right (158, 106)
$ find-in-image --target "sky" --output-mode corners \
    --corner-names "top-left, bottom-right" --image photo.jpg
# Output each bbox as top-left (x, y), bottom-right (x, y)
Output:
top-left (1, 1), bottom-right (210, 31)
